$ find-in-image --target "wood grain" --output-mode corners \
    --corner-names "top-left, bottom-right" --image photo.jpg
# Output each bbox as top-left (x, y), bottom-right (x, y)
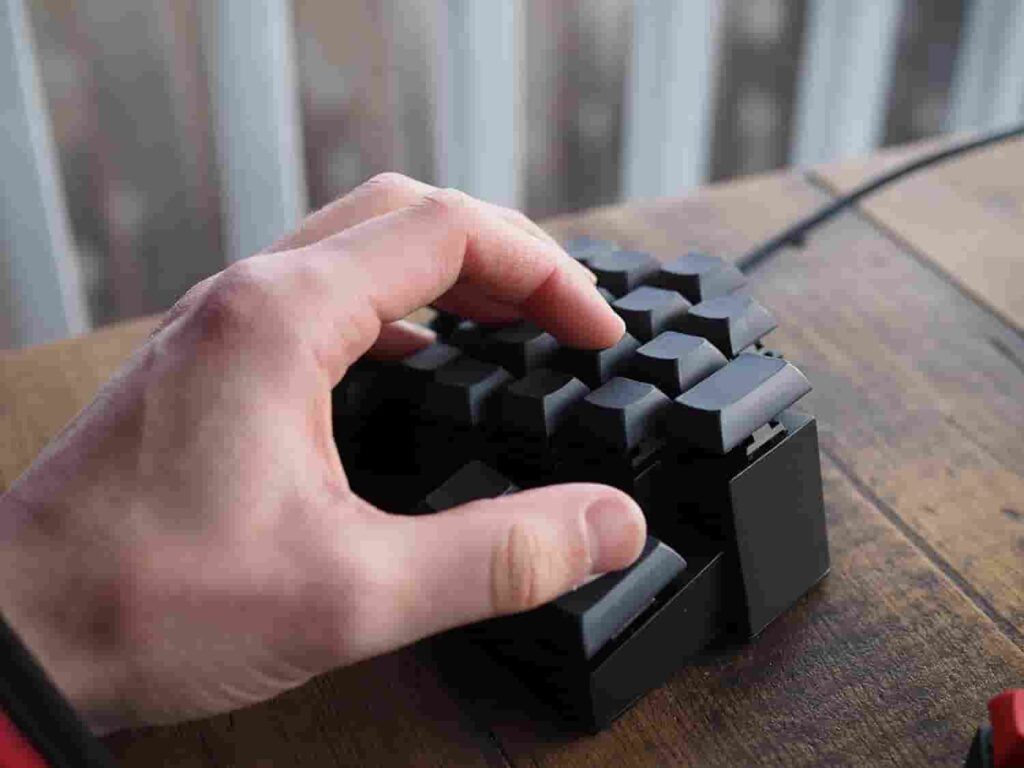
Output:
top-left (105, 651), bottom-right (504, 768)
top-left (746, 204), bottom-right (1024, 639)
top-left (544, 170), bottom-right (829, 259)
top-left (814, 136), bottom-right (1024, 330)
top-left (1, 161), bottom-right (1022, 766)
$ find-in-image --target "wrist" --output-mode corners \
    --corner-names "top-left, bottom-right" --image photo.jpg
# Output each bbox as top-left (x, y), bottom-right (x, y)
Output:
top-left (0, 491), bottom-right (130, 734)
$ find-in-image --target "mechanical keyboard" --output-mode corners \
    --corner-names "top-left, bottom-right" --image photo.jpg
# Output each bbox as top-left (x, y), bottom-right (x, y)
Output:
top-left (332, 237), bottom-right (830, 731)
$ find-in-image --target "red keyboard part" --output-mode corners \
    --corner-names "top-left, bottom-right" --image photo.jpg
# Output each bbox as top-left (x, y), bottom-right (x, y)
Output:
top-left (0, 710), bottom-right (48, 768)
top-left (990, 690), bottom-right (1024, 768)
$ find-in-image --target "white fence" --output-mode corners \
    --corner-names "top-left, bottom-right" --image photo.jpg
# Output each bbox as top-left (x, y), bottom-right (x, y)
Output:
top-left (2, 0), bottom-right (1023, 347)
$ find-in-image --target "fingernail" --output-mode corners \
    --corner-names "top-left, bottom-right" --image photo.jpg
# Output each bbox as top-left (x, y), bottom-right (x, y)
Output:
top-left (585, 495), bottom-right (644, 574)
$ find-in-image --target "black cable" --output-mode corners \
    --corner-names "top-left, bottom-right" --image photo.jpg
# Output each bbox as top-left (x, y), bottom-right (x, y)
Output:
top-left (0, 617), bottom-right (117, 767)
top-left (736, 123), bottom-right (1024, 273)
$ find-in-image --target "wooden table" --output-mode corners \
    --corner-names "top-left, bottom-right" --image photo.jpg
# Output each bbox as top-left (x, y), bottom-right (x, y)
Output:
top-left (2, 139), bottom-right (1022, 767)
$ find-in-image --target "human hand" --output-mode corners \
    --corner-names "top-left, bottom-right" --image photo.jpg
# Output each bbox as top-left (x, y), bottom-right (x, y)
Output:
top-left (0, 174), bottom-right (645, 733)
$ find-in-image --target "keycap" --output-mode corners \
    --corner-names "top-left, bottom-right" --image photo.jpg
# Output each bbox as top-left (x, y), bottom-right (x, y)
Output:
top-left (420, 461), bottom-right (518, 513)
top-left (652, 252), bottom-right (746, 303)
top-left (565, 236), bottom-right (617, 265)
top-left (423, 357), bottom-right (512, 426)
top-left (544, 536), bottom-right (686, 659)
top-left (630, 332), bottom-right (728, 397)
top-left (333, 360), bottom-right (382, 421)
top-left (679, 293), bottom-right (777, 357)
top-left (479, 322), bottom-right (560, 377)
top-left (399, 342), bottom-right (462, 388)
top-left (496, 370), bottom-right (590, 439)
top-left (668, 353), bottom-right (811, 454)
top-left (612, 286), bottom-right (692, 342)
top-left (448, 320), bottom-right (486, 353)
top-left (588, 250), bottom-right (660, 296)
top-left (562, 377), bottom-right (672, 452)
top-left (558, 333), bottom-right (641, 388)
top-left (428, 310), bottom-right (461, 338)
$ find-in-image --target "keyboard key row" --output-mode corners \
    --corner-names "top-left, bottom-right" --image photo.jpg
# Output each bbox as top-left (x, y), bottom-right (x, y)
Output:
top-left (565, 242), bottom-right (747, 305)
top-left (396, 344), bottom-right (811, 460)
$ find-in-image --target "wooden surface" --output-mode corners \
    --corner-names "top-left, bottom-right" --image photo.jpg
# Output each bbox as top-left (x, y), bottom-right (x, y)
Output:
top-left (813, 136), bottom-right (1024, 330)
top-left (2, 140), bottom-right (1023, 766)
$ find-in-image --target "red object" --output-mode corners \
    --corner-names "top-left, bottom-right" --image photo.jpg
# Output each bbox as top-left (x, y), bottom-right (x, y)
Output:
top-left (0, 709), bottom-right (48, 768)
top-left (991, 690), bottom-right (1024, 768)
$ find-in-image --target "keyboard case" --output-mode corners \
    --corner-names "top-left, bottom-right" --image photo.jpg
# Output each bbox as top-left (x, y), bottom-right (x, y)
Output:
top-left (332, 239), bottom-right (830, 730)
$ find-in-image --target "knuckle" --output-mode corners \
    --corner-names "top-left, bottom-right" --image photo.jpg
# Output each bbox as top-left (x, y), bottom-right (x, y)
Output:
top-left (421, 186), bottom-right (470, 226)
top-left (190, 262), bottom-right (278, 343)
top-left (362, 171), bottom-right (418, 205)
top-left (154, 275), bottom-right (216, 335)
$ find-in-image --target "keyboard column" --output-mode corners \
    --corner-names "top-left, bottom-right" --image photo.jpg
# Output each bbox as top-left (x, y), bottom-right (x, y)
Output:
top-left (555, 376), bottom-right (672, 511)
top-left (659, 353), bottom-right (829, 637)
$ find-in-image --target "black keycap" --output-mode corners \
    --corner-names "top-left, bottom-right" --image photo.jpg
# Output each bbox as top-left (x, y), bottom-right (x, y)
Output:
top-left (612, 286), bottom-right (692, 342)
top-left (428, 310), bottom-right (461, 338)
top-left (565, 236), bottom-right (617, 265)
top-left (652, 252), bottom-right (745, 303)
top-left (479, 322), bottom-right (560, 377)
top-left (399, 342), bottom-right (462, 387)
top-left (332, 359), bottom-right (382, 421)
top-left (563, 377), bottom-right (671, 452)
top-left (496, 370), bottom-right (590, 439)
top-left (679, 293), bottom-right (776, 357)
top-left (544, 536), bottom-right (686, 659)
top-left (631, 332), bottom-right (728, 397)
top-left (420, 461), bottom-right (518, 513)
top-left (588, 250), bottom-right (660, 296)
top-left (448, 320), bottom-right (486, 353)
top-left (668, 353), bottom-right (811, 454)
top-left (423, 357), bottom-right (512, 426)
top-left (558, 333), bottom-right (641, 388)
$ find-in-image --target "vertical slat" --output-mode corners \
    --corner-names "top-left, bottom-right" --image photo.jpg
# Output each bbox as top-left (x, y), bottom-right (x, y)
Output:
top-left (201, 0), bottom-right (307, 263)
top-left (76, 0), bottom-right (224, 321)
top-left (435, 0), bottom-right (521, 206)
top-left (379, 0), bottom-right (437, 184)
top-left (790, 0), bottom-right (903, 166)
top-left (0, 0), bottom-right (88, 347)
top-left (621, 0), bottom-right (721, 200)
top-left (946, 0), bottom-right (1024, 132)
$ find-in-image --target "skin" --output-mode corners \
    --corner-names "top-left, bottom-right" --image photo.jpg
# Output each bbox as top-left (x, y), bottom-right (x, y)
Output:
top-left (0, 174), bottom-right (646, 734)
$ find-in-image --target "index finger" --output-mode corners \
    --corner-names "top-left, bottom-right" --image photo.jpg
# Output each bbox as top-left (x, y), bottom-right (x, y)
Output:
top-left (287, 188), bottom-right (626, 377)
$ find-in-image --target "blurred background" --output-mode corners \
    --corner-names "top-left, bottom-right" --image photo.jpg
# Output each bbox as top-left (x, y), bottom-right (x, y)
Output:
top-left (3, 0), bottom-right (1023, 348)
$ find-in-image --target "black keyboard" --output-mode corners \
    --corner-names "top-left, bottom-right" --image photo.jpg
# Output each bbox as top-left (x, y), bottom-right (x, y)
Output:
top-left (333, 237), bottom-right (830, 731)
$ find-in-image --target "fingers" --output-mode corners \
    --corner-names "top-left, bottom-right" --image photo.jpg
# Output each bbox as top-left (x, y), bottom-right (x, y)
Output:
top-left (266, 172), bottom-right (563, 253)
top-left (365, 320), bottom-right (436, 360)
top-left (292, 188), bottom-right (624, 378)
top-left (265, 173), bottom-right (433, 253)
top-left (348, 484), bottom-right (646, 657)
top-left (431, 284), bottom-right (523, 325)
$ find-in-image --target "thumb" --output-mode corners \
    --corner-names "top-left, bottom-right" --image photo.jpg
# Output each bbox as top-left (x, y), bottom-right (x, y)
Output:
top-left (368, 484), bottom-right (646, 652)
